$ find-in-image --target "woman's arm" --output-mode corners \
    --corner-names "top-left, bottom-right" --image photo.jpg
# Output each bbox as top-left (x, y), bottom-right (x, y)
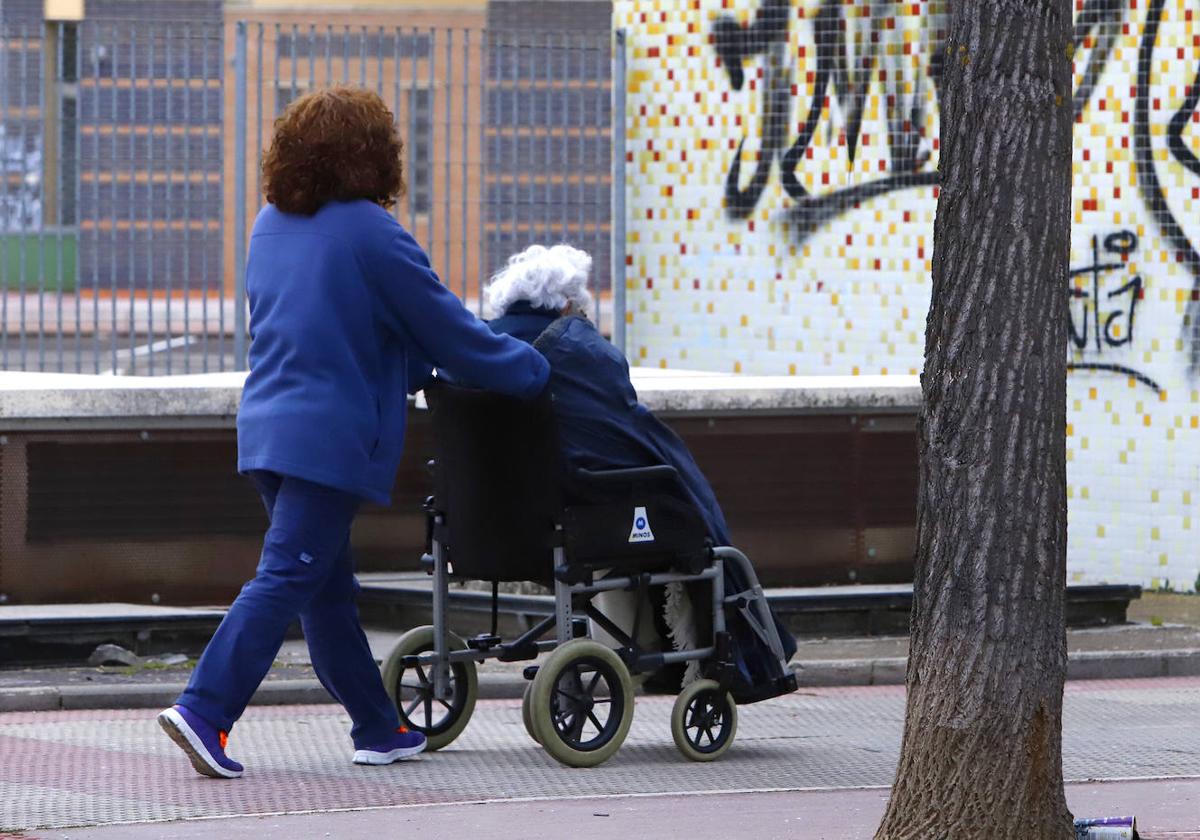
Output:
top-left (375, 229), bottom-right (549, 399)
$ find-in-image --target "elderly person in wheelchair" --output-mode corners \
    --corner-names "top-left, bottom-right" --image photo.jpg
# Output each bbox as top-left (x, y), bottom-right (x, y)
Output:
top-left (485, 244), bottom-right (797, 692)
top-left (382, 244), bottom-right (796, 768)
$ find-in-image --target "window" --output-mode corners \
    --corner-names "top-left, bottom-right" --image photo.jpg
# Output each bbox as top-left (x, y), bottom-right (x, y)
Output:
top-left (407, 87), bottom-right (432, 215)
top-left (45, 21), bottom-right (79, 226)
top-left (275, 83), bottom-right (306, 114)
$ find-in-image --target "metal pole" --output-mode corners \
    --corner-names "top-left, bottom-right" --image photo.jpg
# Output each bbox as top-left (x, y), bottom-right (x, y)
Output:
top-left (182, 24), bottom-right (193, 374)
top-left (460, 29), bottom-right (470, 307)
top-left (406, 29), bottom-right (417, 233)
top-left (342, 26), bottom-right (349, 84)
top-left (234, 22), bottom-right (248, 369)
top-left (127, 25), bottom-right (137, 371)
top-left (359, 24), bottom-right (367, 89)
top-left (146, 27), bottom-right (156, 374)
top-left (290, 23), bottom-right (298, 108)
top-left (255, 24), bottom-right (264, 202)
top-left (508, 32), bottom-right (518, 261)
top-left (17, 22), bottom-right (29, 370)
top-left (375, 25), bottom-right (384, 99)
top-left (53, 21), bottom-right (65, 372)
top-left (308, 24), bottom-right (315, 92)
top-left (610, 28), bottom-right (627, 356)
top-left (202, 23), bottom-right (215, 372)
top-left (0, 20), bottom-right (9, 369)
top-left (428, 27), bottom-right (437, 256)
top-left (443, 28), bottom-right (453, 293)
top-left (393, 27), bottom-right (402, 223)
top-left (109, 24), bottom-right (119, 373)
top-left (72, 22), bottom-right (82, 372)
top-left (38, 22), bottom-right (49, 370)
top-left (324, 23), bottom-right (332, 86)
top-left (475, 29), bottom-right (487, 312)
top-left (541, 30), bottom-right (551, 250)
top-left (586, 33), bottom-right (597, 331)
top-left (91, 21), bottom-right (102, 373)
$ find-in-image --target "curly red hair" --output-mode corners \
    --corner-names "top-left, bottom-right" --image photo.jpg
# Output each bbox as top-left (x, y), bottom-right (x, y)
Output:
top-left (261, 86), bottom-right (406, 216)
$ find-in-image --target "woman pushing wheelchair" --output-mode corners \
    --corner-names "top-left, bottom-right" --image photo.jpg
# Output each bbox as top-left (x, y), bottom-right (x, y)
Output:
top-left (158, 87), bottom-right (549, 779)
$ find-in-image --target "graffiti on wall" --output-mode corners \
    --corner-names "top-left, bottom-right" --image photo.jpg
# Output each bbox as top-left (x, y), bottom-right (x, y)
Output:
top-left (1067, 230), bottom-right (1159, 391)
top-left (715, 0), bottom-right (938, 231)
top-left (0, 128), bottom-right (42, 231)
top-left (710, 0), bottom-right (1200, 371)
top-left (618, 0), bottom-right (1200, 589)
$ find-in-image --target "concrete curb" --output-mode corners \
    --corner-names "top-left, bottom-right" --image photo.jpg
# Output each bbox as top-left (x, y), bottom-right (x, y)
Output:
top-left (0, 673), bottom-right (526, 714)
top-left (2, 650), bottom-right (1198, 713)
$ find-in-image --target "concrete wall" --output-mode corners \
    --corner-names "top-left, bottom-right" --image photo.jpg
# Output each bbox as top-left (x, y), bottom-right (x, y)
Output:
top-left (617, 0), bottom-right (1200, 591)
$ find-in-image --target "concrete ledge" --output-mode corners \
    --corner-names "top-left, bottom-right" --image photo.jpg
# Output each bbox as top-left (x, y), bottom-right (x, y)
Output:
top-left (3, 650), bottom-right (1197, 713)
top-left (0, 370), bottom-right (923, 430)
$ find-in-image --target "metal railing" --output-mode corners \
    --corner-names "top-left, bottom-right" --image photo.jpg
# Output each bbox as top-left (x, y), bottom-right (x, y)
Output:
top-left (1, 21), bottom-right (226, 375)
top-left (0, 20), bottom-right (617, 374)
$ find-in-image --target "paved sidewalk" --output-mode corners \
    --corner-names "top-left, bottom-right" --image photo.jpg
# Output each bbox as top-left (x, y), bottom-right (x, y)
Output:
top-left (2, 678), bottom-right (1197, 836)
top-left (29, 781), bottom-right (1200, 840)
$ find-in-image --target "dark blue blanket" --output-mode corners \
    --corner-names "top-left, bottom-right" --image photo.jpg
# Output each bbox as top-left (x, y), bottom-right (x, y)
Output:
top-left (489, 302), bottom-right (797, 702)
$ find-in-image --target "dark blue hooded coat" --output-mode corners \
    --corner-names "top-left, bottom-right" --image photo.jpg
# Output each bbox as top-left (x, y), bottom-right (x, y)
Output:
top-left (489, 301), bottom-right (797, 702)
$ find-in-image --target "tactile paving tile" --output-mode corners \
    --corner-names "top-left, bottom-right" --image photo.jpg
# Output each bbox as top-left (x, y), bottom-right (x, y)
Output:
top-left (2, 678), bottom-right (1198, 832)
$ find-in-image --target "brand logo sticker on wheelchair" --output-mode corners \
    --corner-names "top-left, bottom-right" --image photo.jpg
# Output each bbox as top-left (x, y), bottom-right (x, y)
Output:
top-left (628, 506), bottom-right (655, 543)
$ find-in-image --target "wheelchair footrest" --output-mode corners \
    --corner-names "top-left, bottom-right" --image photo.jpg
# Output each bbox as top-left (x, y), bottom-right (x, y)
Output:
top-left (467, 633), bottom-right (502, 651)
top-left (498, 641), bottom-right (540, 662)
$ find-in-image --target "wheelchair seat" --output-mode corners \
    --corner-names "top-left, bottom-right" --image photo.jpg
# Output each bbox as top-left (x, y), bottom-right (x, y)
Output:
top-left (424, 380), bottom-right (711, 585)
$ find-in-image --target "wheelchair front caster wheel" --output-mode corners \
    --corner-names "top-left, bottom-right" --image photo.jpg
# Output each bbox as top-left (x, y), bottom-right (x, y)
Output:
top-left (529, 639), bottom-right (634, 767)
top-left (521, 681), bottom-right (541, 745)
top-left (382, 625), bottom-right (478, 751)
top-left (671, 679), bottom-right (737, 762)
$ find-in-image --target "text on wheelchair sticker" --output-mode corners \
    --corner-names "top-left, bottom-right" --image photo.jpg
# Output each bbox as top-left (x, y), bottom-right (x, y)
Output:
top-left (628, 506), bottom-right (655, 543)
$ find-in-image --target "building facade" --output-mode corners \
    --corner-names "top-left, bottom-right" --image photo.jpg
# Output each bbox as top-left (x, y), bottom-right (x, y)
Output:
top-left (484, 0), bottom-right (612, 295)
top-left (0, 0), bottom-right (612, 364)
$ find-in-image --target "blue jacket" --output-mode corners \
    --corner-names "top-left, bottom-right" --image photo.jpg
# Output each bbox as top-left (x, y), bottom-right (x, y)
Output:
top-left (489, 302), bottom-right (797, 701)
top-left (238, 201), bottom-right (549, 504)
top-left (489, 302), bottom-right (732, 543)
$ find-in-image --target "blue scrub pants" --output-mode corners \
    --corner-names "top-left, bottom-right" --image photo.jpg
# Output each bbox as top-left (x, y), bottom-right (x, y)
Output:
top-left (177, 471), bottom-right (400, 749)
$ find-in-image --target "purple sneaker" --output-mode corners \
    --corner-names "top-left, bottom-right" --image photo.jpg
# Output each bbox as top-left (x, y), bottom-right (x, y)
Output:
top-left (157, 705), bottom-right (244, 779)
top-left (352, 727), bottom-right (427, 765)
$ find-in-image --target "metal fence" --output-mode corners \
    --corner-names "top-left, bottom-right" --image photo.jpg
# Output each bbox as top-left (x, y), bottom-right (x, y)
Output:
top-left (0, 20), bottom-right (617, 375)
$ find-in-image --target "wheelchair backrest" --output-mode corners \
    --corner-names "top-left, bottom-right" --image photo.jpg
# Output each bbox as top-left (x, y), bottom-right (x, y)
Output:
top-left (425, 380), bottom-right (561, 583)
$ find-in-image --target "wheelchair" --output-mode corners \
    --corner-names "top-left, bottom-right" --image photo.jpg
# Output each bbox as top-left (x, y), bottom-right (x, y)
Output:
top-left (379, 381), bottom-right (794, 767)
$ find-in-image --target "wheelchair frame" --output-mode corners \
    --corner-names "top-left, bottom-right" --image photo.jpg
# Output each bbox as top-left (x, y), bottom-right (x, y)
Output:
top-left (420, 528), bottom-right (791, 690)
top-left (388, 488), bottom-right (792, 767)
top-left (381, 382), bottom-right (794, 766)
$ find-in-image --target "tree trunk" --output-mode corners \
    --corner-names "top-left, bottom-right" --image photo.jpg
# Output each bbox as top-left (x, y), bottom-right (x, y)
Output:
top-left (874, 0), bottom-right (1075, 837)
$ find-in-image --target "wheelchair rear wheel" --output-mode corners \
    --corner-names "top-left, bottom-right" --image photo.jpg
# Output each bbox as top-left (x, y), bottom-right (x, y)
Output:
top-left (529, 639), bottom-right (634, 768)
top-left (381, 625), bottom-right (478, 751)
top-left (670, 679), bottom-right (737, 762)
top-left (521, 681), bottom-right (541, 744)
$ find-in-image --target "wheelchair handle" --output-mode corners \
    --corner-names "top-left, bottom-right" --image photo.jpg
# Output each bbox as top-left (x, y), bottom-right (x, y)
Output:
top-left (575, 465), bottom-right (681, 485)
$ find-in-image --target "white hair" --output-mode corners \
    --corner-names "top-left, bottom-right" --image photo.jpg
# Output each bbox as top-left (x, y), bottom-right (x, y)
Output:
top-left (483, 244), bottom-right (594, 319)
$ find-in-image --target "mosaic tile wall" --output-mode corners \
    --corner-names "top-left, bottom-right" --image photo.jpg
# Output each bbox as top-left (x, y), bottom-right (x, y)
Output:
top-left (616, 0), bottom-right (1200, 590)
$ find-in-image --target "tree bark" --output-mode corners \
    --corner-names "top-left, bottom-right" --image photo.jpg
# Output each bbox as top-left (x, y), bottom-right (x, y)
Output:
top-left (874, 0), bottom-right (1075, 836)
